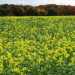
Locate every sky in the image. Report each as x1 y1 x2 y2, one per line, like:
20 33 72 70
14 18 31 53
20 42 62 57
0 0 75 6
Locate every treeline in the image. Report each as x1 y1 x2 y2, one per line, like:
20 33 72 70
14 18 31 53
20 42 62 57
0 4 75 16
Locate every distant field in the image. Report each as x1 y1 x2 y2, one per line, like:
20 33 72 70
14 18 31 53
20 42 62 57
0 16 75 75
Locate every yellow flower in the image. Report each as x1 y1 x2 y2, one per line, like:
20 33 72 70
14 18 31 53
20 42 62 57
18 53 21 57
71 57 74 63
9 58 13 64
21 67 27 71
32 52 36 56
7 52 12 58
0 64 3 74
52 56 56 60
49 65 51 67
11 68 20 73
28 69 31 72
70 48 73 52
0 38 2 43
65 53 69 58
68 62 74 66
20 72 23 75
73 52 75 56
39 73 41 75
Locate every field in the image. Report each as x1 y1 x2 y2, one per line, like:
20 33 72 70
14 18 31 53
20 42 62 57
0 16 75 75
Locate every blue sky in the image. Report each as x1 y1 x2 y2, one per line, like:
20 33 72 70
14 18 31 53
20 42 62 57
0 0 75 6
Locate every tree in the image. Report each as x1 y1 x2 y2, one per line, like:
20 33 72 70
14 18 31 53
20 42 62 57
0 12 3 16
0 3 75 16
44 11 48 16
1 4 8 8
10 5 16 10
68 6 75 15
56 6 60 16
47 7 58 16
60 5 66 15
7 10 14 16
0 8 3 16
20 4 24 9
37 8 41 15
37 8 45 16
64 6 69 15
0 8 3 13
24 6 27 10
3 8 11 16
37 5 44 9
44 4 52 9
14 7 24 16
24 7 38 16
0 5 1 7
40 8 45 16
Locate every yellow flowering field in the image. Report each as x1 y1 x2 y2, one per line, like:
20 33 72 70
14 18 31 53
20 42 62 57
0 16 75 75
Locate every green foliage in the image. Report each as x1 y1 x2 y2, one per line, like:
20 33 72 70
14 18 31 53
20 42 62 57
0 8 3 15
24 6 27 10
24 8 38 16
14 7 23 16
3 8 11 15
65 9 69 16
10 5 16 10
1 4 8 8
0 12 3 16
47 8 58 16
